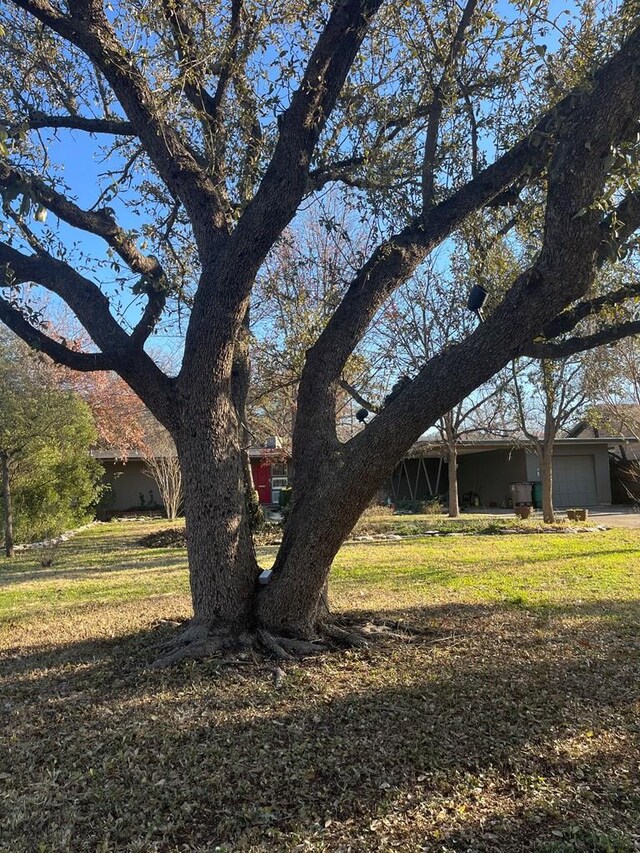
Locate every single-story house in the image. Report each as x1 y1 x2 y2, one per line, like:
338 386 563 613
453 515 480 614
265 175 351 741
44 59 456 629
93 443 289 516
95 428 636 517
386 437 628 509
567 409 640 504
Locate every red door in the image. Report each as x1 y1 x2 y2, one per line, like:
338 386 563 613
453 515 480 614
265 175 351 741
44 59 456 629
251 461 272 505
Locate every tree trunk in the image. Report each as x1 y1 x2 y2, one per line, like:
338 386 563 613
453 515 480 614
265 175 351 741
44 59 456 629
1 452 14 558
256 477 369 636
539 445 555 524
175 410 258 634
447 445 459 517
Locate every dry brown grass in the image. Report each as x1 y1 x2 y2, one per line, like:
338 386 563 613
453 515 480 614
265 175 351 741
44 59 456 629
1 521 640 852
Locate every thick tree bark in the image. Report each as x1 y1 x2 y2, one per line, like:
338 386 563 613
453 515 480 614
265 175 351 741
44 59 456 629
1 452 14 558
256 472 372 636
447 445 459 518
175 400 258 633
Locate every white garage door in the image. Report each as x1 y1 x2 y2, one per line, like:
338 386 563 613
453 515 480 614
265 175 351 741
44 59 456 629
553 455 598 506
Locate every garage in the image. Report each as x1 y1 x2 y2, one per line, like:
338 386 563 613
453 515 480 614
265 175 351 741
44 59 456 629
553 454 599 506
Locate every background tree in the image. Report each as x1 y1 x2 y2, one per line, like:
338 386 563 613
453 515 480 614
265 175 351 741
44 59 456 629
3 1 640 658
139 417 183 521
374 251 515 516
0 329 101 556
585 335 640 442
250 210 380 446
510 356 588 522
59 368 147 458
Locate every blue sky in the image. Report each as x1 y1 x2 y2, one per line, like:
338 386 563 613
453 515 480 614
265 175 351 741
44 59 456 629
15 0 602 370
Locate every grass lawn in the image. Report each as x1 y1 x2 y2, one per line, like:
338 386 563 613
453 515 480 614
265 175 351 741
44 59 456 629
1 520 640 852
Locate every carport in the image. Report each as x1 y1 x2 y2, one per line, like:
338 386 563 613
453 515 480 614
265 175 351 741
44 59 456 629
388 437 614 508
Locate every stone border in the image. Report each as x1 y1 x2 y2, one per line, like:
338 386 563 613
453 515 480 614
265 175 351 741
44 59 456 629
12 521 103 553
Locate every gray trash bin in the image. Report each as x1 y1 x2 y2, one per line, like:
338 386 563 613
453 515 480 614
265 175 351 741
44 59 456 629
509 481 533 507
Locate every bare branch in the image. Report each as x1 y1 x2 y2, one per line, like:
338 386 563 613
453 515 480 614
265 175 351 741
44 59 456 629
461 87 480 178
338 379 379 413
421 0 479 210
1 112 134 135
0 293 114 370
524 321 640 359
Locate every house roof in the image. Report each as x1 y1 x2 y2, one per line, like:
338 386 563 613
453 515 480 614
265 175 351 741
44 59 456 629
406 435 636 458
92 445 287 462
567 404 640 439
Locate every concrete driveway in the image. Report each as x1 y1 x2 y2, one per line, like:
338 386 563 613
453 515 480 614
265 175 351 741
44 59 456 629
463 505 640 528
580 506 640 528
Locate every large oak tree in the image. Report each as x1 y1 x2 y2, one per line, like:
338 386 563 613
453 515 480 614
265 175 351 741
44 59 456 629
3 0 640 659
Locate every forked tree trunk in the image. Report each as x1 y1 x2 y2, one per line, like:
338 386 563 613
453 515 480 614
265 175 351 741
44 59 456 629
447 445 459 518
1 452 14 559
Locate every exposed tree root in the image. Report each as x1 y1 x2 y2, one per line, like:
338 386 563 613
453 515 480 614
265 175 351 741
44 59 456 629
322 623 370 648
256 629 294 661
150 614 426 668
276 636 328 654
151 632 228 668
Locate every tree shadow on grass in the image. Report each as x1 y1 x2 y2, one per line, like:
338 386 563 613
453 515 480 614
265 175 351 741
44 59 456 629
1 600 640 851
0 555 189 587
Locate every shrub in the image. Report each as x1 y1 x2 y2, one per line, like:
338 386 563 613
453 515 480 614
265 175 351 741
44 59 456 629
394 497 444 515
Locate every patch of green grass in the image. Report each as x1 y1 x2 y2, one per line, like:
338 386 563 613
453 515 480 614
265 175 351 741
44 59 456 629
1 521 640 851
0 521 189 623
2 523 639 624
353 511 572 537
332 531 640 612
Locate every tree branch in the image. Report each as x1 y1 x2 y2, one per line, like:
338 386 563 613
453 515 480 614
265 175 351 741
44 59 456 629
0 161 165 283
10 0 229 242
0 293 114 370
0 240 176 421
421 0 479 210
542 281 640 340
539 190 640 340
228 0 384 272
524 321 640 359
294 27 640 463
161 0 242 183
0 241 128 351
0 161 168 344
338 379 379 413
322 23 640 491
2 111 134 135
